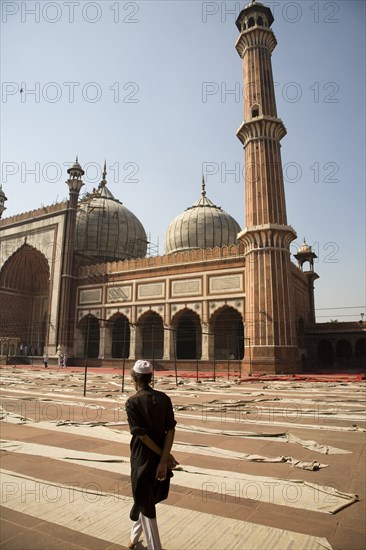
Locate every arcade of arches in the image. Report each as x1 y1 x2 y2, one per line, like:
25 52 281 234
76 306 245 362
316 338 366 368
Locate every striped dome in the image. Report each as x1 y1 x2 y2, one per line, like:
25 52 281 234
76 166 147 262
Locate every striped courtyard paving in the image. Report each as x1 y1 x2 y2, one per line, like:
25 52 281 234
0 366 365 549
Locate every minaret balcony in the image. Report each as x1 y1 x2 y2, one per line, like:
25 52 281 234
238 223 297 253
236 116 287 146
235 26 277 57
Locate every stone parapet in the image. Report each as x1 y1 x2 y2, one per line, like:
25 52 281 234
78 244 245 278
0 202 68 228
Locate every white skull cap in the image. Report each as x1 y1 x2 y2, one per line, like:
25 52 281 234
132 360 153 374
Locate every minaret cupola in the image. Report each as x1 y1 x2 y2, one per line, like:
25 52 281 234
66 156 85 194
236 1 274 31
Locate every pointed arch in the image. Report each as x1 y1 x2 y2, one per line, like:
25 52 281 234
355 339 366 367
317 340 334 367
336 339 352 366
110 314 130 358
0 243 50 291
78 315 100 358
0 244 50 351
172 308 202 360
138 310 164 360
210 306 244 359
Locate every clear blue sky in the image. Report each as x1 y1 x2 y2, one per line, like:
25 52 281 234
1 0 365 322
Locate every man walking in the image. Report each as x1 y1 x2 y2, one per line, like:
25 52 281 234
126 360 178 550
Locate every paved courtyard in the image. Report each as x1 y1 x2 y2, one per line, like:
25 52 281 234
0 365 365 549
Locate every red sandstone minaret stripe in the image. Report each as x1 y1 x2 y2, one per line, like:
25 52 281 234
235 2 299 373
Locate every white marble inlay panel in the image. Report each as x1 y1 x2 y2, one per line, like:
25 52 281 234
80 288 102 304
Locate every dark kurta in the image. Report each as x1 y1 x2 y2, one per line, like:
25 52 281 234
126 386 176 520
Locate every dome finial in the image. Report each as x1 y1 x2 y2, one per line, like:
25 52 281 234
298 238 312 254
99 160 107 188
201 175 206 197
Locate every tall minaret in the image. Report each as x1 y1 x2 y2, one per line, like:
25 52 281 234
235 2 299 372
57 158 84 356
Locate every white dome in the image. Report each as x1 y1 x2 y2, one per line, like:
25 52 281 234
164 179 241 254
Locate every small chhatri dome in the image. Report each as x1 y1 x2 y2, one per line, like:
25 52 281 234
164 177 241 254
67 156 85 179
75 162 147 262
298 238 312 254
236 0 274 30
294 238 317 272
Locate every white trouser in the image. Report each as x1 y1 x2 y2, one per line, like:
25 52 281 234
130 512 162 550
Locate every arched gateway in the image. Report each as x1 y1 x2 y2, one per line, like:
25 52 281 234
0 244 50 354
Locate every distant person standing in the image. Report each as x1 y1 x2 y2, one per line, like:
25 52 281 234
57 354 63 368
43 352 48 368
63 354 67 368
126 360 178 550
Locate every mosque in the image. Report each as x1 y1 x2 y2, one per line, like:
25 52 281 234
1 1 365 373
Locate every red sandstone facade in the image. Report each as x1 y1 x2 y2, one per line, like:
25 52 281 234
3 2 363 373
